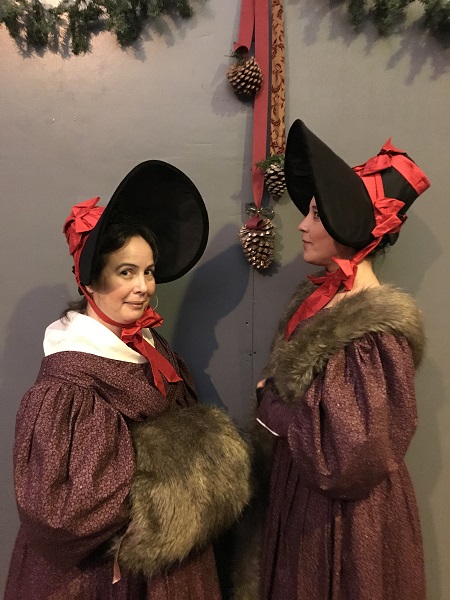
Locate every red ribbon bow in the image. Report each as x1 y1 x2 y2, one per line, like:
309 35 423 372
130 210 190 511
120 309 182 396
284 260 357 340
82 296 182 396
63 197 105 257
370 196 406 238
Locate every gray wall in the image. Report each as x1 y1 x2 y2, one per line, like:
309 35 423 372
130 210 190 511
1 1 449 597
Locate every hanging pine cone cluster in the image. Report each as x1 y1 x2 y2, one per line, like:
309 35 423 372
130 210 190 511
239 218 275 269
264 162 286 199
227 55 263 98
256 154 287 199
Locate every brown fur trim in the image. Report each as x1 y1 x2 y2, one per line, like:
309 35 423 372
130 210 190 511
266 282 425 404
117 405 252 577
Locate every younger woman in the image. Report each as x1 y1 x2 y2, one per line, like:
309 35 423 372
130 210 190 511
242 121 430 600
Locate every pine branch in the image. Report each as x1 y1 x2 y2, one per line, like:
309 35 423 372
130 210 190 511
421 0 450 37
348 0 367 28
373 0 413 35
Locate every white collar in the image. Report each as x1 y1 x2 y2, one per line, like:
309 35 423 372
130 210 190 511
43 311 154 363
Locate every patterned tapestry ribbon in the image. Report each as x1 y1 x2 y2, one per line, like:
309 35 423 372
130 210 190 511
270 0 286 157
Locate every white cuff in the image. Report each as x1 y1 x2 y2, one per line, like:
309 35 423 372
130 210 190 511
256 418 280 437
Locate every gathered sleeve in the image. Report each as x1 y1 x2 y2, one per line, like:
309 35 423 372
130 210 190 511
256 333 418 500
13 379 134 568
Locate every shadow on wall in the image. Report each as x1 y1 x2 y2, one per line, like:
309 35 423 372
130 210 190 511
377 211 440 294
291 0 449 82
170 224 251 410
0 284 69 596
408 356 443 600
376 208 442 598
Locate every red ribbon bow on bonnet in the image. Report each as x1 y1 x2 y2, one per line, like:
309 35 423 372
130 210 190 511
63 197 181 395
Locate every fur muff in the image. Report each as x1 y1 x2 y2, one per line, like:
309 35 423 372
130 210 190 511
266 281 425 404
117 404 252 577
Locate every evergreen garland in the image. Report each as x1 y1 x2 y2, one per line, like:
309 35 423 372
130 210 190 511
0 0 194 53
347 0 450 39
1 0 448 53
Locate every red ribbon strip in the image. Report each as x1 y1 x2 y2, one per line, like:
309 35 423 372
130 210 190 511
63 198 182 396
234 0 270 217
252 0 270 210
233 0 254 53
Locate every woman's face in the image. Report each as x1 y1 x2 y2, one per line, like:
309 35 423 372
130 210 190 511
298 199 355 269
86 235 156 331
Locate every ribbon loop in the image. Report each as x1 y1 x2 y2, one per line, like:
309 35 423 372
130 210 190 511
63 197 104 256
356 139 407 177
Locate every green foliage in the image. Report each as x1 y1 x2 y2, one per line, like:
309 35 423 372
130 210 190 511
0 0 194 53
348 0 367 27
373 0 412 35
256 154 285 170
422 0 450 37
347 0 450 39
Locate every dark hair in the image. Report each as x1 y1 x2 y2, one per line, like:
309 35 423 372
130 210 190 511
366 233 394 260
61 221 158 318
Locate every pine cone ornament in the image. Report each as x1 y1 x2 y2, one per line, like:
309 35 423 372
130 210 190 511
227 56 263 98
264 163 287 199
239 218 275 269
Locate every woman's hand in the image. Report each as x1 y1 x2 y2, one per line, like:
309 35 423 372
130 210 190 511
256 378 269 406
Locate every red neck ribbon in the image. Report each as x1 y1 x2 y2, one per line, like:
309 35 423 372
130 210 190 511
285 141 413 341
63 197 182 396
234 0 270 228
82 294 182 396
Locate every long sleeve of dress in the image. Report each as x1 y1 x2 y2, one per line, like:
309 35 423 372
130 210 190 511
13 379 134 568
257 332 418 500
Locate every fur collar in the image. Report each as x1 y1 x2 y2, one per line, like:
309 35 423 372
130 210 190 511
266 280 425 405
